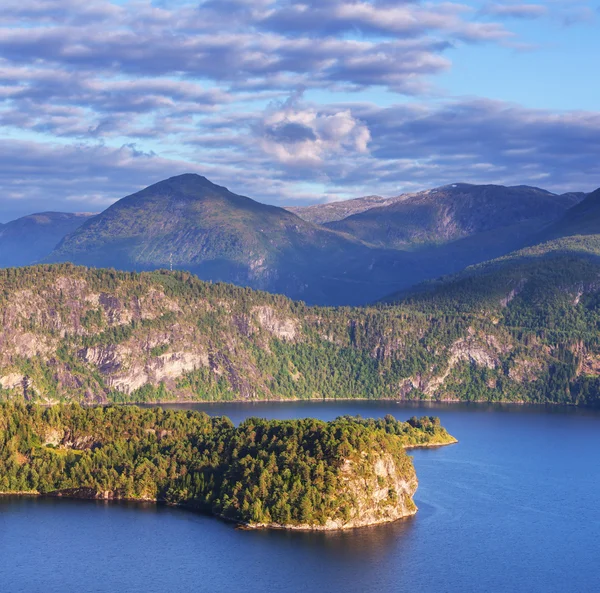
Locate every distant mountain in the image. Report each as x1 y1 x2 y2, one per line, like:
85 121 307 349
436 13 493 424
0 212 95 268
47 174 405 305
286 194 406 224
535 188 600 243
44 176 591 306
386 188 600 310
326 183 583 250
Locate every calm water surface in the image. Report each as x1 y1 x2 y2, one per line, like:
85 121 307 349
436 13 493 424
1 401 599 593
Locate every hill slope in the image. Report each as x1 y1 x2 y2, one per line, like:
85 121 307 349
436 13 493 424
1 264 600 407
326 184 582 249
46 174 402 305
536 188 600 243
0 212 95 267
286 194 405 224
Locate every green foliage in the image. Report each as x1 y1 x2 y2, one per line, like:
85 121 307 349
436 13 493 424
1 262 600 407
0 404 451 526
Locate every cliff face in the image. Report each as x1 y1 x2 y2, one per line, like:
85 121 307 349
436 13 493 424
273 451 418 530
1 264 600 406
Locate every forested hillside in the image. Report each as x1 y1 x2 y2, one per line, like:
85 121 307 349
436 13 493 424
1 264 600 406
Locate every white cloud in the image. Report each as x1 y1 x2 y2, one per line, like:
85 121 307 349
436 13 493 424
259 96 371 165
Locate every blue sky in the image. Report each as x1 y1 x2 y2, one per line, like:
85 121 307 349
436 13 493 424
1 0 599 220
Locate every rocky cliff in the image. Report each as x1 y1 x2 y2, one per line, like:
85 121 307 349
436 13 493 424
1 263 600 406
250 449 419 530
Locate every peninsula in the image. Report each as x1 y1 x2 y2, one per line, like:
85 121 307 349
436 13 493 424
0 404 456 530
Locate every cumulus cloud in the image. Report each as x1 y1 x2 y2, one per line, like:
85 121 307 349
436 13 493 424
0 142 192 216
260 1 511 41
3 97 600 221
0 61 228 138
258 93 370 165
350 99 600 193
0 0 511 95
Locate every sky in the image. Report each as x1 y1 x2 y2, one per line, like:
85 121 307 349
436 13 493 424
1 0 599 221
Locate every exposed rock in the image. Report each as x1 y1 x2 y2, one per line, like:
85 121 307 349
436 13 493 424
43 428 64 447
500 278 527 307
450 336 500 369
508 357 544 383
150 351 208 383
0 373 25 390
253 306 298 341
80 345 123 375
250 450 418 531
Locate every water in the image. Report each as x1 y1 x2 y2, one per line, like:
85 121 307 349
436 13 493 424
1 401 600 593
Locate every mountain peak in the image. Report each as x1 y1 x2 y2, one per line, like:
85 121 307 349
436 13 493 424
140 173 230 197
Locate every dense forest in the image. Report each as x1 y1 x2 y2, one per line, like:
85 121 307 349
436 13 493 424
0 404 455 528
0 262 599 406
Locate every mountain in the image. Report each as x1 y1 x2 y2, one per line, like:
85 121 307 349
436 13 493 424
1 264 600 407
325 183 583 250
46 174 405 305
385 189 600 309
45 175 588 306
286 194 406 224
0 212 95 267
536 188 600 243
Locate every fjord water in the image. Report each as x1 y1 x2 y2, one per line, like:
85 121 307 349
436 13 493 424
1 402 599 593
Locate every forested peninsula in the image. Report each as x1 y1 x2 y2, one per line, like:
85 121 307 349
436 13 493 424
0 404 456 530
1 264 599 406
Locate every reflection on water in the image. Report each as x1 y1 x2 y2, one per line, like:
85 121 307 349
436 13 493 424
241 512 417 559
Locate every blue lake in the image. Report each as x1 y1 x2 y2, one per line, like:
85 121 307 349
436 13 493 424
1 401 599 593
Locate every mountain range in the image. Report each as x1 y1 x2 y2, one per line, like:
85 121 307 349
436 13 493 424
1 175 600 406
323 184 583 248
0 173 596 306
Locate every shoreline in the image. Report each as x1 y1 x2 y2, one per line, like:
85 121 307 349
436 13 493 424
404 438 458 449
132 396 568 407
14 394 590 409
0 491 418 531
0 438 455 531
